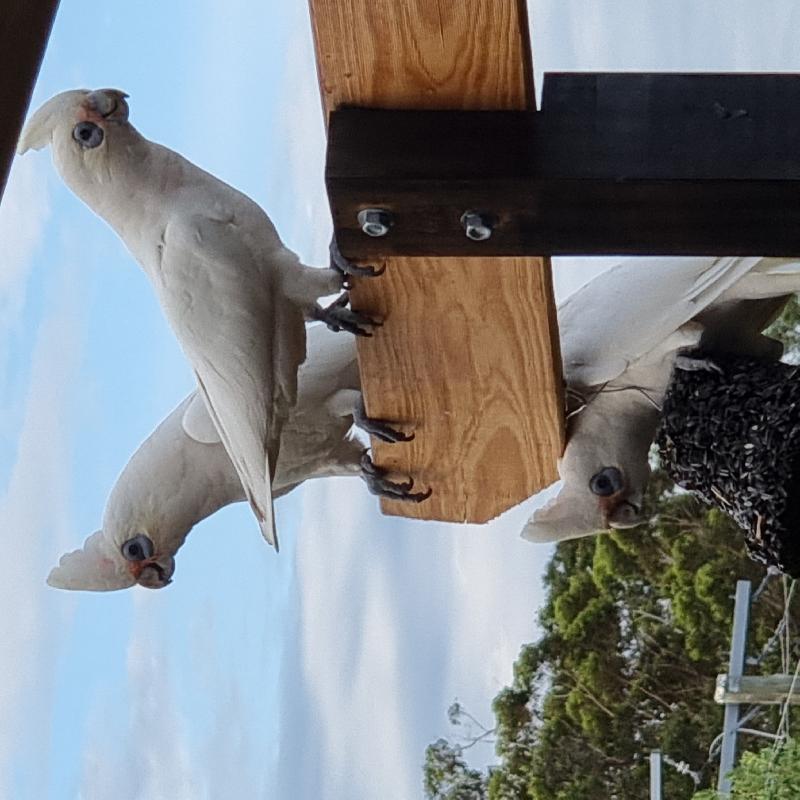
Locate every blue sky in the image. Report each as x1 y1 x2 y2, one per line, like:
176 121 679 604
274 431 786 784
3 1 800 798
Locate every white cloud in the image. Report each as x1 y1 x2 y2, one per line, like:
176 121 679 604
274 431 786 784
532 0 800 80
0 155 50 332
270 1 332 267
0 268 86 798
79 592 268 800
0 155 50 388
79 594 201 800
274 478 552 799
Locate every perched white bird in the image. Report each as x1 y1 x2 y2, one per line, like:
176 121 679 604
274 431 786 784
18 88 375 551
524 256 800 543
47 325 425 591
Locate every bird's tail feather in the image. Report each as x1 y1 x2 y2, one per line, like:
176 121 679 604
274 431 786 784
249 483 278 551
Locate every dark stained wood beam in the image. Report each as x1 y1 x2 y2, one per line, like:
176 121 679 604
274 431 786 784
328 73 800 257
0 0 60 203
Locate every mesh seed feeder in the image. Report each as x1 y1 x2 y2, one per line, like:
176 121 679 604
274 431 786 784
657 355 800 577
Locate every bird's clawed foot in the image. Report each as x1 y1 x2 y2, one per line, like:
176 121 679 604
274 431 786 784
360 451 432 503
354 398 414 443
330 238 385 289
675 354 724 375
312 292 382 337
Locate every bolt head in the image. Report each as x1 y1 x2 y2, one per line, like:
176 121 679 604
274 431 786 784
461 211 493 241
358 208 393 237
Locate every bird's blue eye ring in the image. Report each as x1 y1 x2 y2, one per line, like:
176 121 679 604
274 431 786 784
589 467 624 497
73 121 104 149
121 534 154 562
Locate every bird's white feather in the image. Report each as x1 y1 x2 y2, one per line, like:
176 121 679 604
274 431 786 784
47 530 135 591
16 90 89 154
559 256 767 388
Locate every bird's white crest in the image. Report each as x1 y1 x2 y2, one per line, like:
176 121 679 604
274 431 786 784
523 486 607 543
47 530 135 592
17 88 131 154
17 90 89 154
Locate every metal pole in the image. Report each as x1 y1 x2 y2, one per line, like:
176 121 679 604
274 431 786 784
650 750 663 800
717 580 752 795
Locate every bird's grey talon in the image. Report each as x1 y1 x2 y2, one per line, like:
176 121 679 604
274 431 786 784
360 449 377 474
359 452 432 503
348 307 382 328
354 399 414 443
368 424 415 443
329 238 385 280
346 262 386 278
329 292 349 310
313 292 380 337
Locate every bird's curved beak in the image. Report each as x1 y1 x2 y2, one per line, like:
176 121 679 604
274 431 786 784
82 90 130 123
129 555 175 588
607 498 647 530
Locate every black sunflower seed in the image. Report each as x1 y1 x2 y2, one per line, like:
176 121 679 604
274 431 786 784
656 352 800 577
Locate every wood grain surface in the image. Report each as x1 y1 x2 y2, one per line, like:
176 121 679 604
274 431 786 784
353 256 562 522
309 0 534 113
309 0 564 522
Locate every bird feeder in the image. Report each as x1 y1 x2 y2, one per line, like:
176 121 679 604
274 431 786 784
658 355 800 577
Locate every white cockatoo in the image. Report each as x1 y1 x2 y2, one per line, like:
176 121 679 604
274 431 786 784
17 88 378 551
47 325 426 591
524 255 800 544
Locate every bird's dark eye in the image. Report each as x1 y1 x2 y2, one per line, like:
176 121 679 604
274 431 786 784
121 534 154 562
72 121 104 149
589 467 624 497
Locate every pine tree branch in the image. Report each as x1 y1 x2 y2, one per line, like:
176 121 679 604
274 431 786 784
563 669 616 719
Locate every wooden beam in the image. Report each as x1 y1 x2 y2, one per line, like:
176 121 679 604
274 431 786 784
309 0 535 114
715 673 800 706
0 1 60 202
309 0 563 523
328 73 800 257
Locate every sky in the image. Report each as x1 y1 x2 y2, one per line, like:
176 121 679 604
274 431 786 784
2 1 800 798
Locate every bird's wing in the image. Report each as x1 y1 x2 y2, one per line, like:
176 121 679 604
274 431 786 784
47 530 134 591
181 391 222 444
160 213 307 551
192 368 278 548
296 323 360 399
559 256 769 387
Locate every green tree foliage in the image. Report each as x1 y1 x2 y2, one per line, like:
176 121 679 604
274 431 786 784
424 738 487 800
424 475 800 800
693 738 800 800
766 295 800 360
